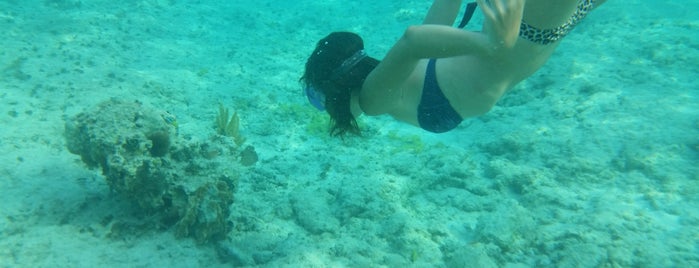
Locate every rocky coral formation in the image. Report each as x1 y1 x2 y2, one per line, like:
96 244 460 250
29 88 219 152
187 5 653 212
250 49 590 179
65 99 239 243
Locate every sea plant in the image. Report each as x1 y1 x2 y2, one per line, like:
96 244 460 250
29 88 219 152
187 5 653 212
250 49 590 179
215 103 245 146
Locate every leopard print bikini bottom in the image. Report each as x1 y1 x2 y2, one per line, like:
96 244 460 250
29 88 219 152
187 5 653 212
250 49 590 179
519 0 596 45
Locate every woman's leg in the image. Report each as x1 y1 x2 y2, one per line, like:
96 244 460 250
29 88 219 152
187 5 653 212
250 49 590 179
594 0 607 8
423 0 463 25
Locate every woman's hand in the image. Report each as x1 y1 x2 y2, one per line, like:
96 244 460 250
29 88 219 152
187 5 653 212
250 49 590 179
477 0 525 50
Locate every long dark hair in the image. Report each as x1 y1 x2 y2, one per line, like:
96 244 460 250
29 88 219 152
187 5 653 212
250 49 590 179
300 32 379 137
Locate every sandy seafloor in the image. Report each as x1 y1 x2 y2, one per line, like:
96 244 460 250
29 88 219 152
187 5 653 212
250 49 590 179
1 0 698 267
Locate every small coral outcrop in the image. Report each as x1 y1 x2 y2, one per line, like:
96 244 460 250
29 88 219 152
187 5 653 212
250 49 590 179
65 99 239 243
175 181 234 243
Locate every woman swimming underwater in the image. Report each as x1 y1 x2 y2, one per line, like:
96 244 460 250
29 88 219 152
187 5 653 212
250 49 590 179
301 0 606 136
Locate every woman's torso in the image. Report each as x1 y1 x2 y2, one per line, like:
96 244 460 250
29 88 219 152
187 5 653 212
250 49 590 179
387 0 582 126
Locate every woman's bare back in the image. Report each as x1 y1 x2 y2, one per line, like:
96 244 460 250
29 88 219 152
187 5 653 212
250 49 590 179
381 0 603 126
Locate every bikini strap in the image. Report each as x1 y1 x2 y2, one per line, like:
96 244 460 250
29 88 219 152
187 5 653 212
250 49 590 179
457 2 478 29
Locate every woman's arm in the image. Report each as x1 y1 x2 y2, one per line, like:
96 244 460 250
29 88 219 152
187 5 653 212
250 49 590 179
480 0 525 48
360 26 491 115
360 0 524 115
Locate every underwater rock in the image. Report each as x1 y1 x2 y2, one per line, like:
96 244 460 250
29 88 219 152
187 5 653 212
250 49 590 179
65 99 239 243
175 181 234 243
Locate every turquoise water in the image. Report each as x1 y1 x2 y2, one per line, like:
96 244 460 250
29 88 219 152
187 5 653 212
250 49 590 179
1 0 697 267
